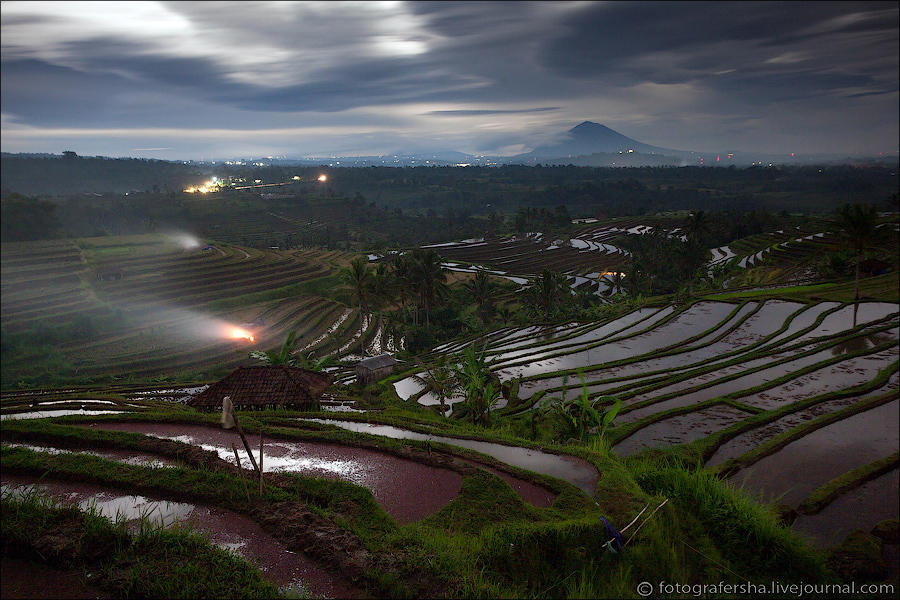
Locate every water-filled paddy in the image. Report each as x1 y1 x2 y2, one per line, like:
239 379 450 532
300 419 599 496
707 373 900 466
613 405 751 456
84 422 463 524
729 400 899 506
792 468 899 548
0 409 129 421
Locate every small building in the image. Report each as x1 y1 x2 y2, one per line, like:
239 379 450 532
355 354 399 385
96 267 125 281
189 366 331 411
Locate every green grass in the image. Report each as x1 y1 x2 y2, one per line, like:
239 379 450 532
1 489 284 599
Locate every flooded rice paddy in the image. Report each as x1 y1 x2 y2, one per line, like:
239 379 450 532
792 468 899 548
728 400 898 507
301 419 599 496
83 422 463 524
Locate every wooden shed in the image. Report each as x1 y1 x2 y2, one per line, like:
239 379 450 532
189 366 331 411
355 354 398 385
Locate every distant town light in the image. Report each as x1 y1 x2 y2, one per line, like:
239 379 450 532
318 174 327 182
292 175 301 180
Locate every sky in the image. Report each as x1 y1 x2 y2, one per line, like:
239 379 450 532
1 1 898 159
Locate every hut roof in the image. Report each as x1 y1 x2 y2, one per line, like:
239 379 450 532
190 366 331 409
356 353 398 371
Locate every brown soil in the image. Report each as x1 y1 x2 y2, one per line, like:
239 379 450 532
1 556 109 599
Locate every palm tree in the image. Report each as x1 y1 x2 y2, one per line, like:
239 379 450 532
524 269 569 319
601 270 624 296
835 203 879 307
249 330 300 366
452 344 494 425
682 210 710 245
412 355 457 416
409 249 448 327
464 270 497 322
341 257 373 315
341 257 374 340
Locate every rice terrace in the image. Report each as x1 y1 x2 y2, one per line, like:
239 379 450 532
2 2 900 598
2 156 897 598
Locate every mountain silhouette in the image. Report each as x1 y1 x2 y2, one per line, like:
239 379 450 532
518 121 687 162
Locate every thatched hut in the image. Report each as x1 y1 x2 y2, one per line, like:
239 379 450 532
190 366 331 411
355 353 398 385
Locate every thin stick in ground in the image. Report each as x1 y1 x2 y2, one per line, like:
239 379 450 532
259 430 265 495
231 406 260 476
232 443 251 502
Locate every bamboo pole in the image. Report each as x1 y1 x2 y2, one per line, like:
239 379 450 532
258 430 265 495
232 444 251 502
230 406 260 476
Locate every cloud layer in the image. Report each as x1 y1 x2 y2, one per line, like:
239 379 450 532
2 1 897 158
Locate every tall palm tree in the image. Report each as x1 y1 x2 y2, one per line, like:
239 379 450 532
524 269 568 319
412 355 457 416
464 270 497 322
341 257 373 315
836 203 879 307
452 344 493 425
341 257 374 340
409 249 448 327
391 254 415 324
683 210 710 245
601 270 624 296
249 330 300 366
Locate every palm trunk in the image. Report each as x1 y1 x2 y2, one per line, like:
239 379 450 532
854 249 860 327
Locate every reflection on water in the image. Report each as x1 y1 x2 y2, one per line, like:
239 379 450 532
162 434 365 480
0 409 124 421
81 493 195 527
301 418 599 495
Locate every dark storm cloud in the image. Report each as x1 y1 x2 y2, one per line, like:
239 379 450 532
1 1 897 157
539 2 898 91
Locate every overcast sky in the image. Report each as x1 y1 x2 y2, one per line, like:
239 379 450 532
2 1 898 159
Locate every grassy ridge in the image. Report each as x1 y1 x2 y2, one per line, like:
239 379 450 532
1 491 283 599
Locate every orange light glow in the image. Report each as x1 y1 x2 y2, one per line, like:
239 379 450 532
317 174 327 182
230 327 255 343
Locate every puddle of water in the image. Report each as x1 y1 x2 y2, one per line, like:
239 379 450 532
620 344 868 419
30 400 119 406
613 405 751 457
521 301 809 401
792 468 899 548
301 419 599 496
729 400 899 507
683 303 758 347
